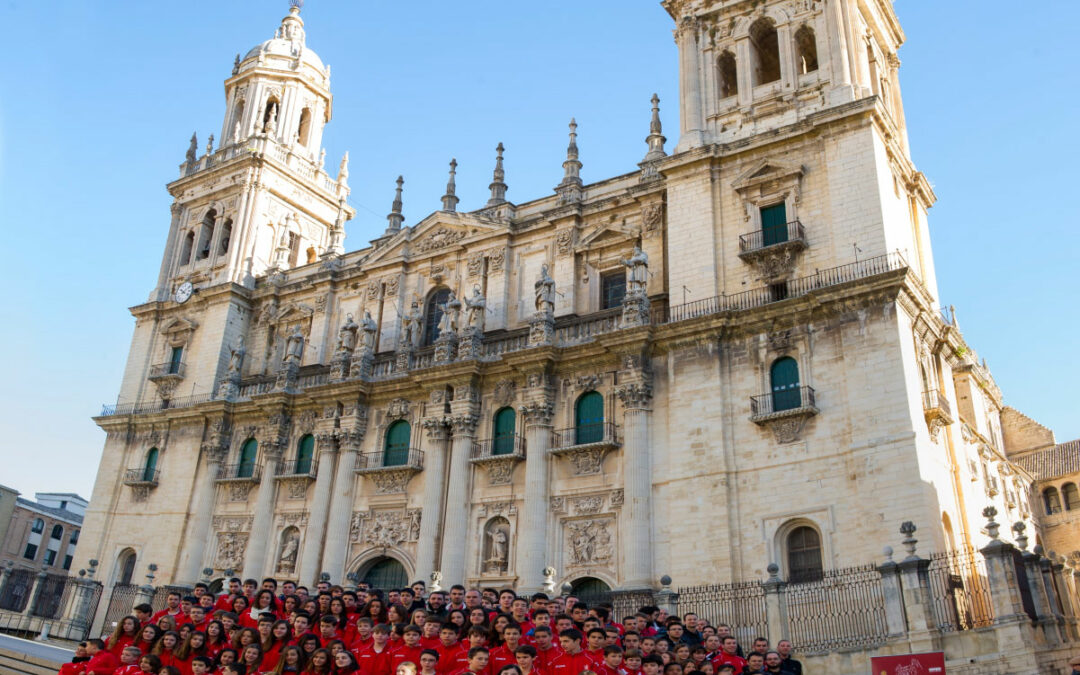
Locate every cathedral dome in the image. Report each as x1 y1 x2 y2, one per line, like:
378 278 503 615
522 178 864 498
239 5 326 75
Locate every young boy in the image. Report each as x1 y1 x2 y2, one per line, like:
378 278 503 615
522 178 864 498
488 622 523 674
190 656 214 675
514 645 538 675
356 624 394 675
391 624 427 671
621 649 643 675
596 646 623 675
114 646 143 675
419 649 441 675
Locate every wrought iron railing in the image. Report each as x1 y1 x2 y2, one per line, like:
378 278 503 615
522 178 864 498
783 564 889 653
277 457 318 478
552 422 620 448
676 581 768 648
0 569 35 612
472 435 527 459
100 393 214 417
122 468 160 485
927 547 995 631
356 448 424 471
215 463 261 481
148 362 186 379
922 389 952 418
555 308 624 346
750 386 817 416
739 220 806 253
101 583 140 633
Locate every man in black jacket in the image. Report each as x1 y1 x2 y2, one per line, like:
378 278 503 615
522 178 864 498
775 641 801 675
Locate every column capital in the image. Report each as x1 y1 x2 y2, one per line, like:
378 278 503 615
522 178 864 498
315 432 338 452
520 401 554 427
423 417 451 441
449 413 479 436
615 382 653 410
339 429 365 452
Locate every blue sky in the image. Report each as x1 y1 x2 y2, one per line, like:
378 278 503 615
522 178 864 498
1 1 1077 499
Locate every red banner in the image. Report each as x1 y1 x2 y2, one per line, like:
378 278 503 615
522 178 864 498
870 652 945 675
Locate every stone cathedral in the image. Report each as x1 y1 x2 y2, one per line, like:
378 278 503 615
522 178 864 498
77 0 1055 610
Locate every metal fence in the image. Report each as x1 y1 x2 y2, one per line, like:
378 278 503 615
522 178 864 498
30 573 72 619
784 564 889 653
927 547 995 632
101 583 141 633
0 570 35 612
151 585 191 612
676 581 768 647
573 589 656 622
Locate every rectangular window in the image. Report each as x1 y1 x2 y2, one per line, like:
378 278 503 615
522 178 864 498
601 270 626 310
23 543 37 560
43 549 56 566
288 232 301 267
63 555 73 571
169 346 184 374
760 202 788 246
70 530 79 545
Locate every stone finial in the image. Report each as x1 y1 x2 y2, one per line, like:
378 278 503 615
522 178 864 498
643 93 667 162
430 570 443 593
542 567 557 594
487 143 508 206
86 559 99 579
766 563 781 582
442 159 459 212
320 572 331 582
233 53 241 75
560 581 573 597
186 132 198 164
556 119 584 204
145 563 158 585
224 568 235 577
900 521 918 559
983 506 1000 540
326 197 347 256
882 545 895 564
386 176 405 234
660 574 673 589
1013 521 1029 551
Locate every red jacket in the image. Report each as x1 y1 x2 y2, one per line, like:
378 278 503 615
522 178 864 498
115 666 141 675
710 653 746 673
355 644 394 675
390 644 427 672
532 645 564 675
151 609 188 626
434 642 469 675
549 650 598 675
83 651 120 675
488 645 520 675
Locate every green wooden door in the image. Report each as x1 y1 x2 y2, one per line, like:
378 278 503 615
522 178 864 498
238 439 258 478
761 203 788 247
770 357 801 412
575 392 605 444
168 346 184 374
142 447 159 482
384 421 411 466
295 435 314 474
362 558 408 590
493 408 516 455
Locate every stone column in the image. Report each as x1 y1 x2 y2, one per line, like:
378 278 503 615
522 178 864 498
440 413 479 584
762 565 789 645
321 430 363 583
242 442 283 580
177 431 228 583
415 418 451 583
674 14 705 152
22 572 48 621
297 432 338 586
824 0 854 104
616 379 653 590
517 395 554 594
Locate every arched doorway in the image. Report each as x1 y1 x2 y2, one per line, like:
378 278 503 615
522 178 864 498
358 557 408 591
570 576 612 606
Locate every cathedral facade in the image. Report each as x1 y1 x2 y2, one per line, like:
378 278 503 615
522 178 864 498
77 0 1052 610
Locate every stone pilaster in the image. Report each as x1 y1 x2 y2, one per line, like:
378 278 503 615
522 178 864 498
296 431 338 585
322 429 363 582
241 441 283 580
673 14 705 152
876 555 908 638
517 386 554 593
615 374 653 589
177 418 230 583
415 418 451 582
440 411 478 584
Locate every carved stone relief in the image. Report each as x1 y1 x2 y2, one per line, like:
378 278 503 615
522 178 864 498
556 230 574 256
610 489 624 508
567 447 608 475
467 254 484 278
369 470 418 495
385 277 399 297
478 501 518 518
215 532 248 570
493 379 517 406
228 482 256 501
350 508 422 546
488 249 505 273
386 398 411 420
415 227 466 253
571 495 604 515
565 517 614 566
276 527 300 575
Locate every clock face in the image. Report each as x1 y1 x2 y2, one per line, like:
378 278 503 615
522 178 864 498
175 282 194 304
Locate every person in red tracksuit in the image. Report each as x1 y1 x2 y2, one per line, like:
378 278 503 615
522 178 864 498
487 623 523 675
549 629 598 675
391 625 427 672
105 616 141 659
76 639 120 675
356 624 395 675
434 624 469 675
451 647 490 675
514 645 538 675
113 646 143 675
594 646 624 675
528 627 562 675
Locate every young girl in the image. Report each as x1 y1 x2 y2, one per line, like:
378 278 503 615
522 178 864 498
135 624 163 655
239 644 263 675
204 621 228 658
262 620 292 670
107 616 142 658
138 654 162 674
296 634 321 663
233 628 261 652
270 645 304 674
300 648 332 675
242 591 279 628
152 631 181 669
332 651 360 675
174 631 208 674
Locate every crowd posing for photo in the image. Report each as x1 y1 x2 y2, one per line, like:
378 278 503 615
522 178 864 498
58 577 804 675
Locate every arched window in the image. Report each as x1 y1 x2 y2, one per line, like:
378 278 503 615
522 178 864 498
295 434 315 474
749 19 781 86
1043 486 1062 515
197 210 216 260
50 524 63 540
770 357 801 412
575 391 605 445
1063 483 1080 511
794 25 818 74
180 231 195 266
31 518 44 534
143 447 159 482
219 219 233 255
787 525 823 583
717 51 739 99
423 288 452 347
117 549 137 586
238 438 258 479
297 108 313 147
384 420 411 467
570 577 612 604
24 519 44 560
493 407 517 455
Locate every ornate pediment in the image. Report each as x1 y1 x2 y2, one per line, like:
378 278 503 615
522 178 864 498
364 212 509 265
273 302 315 327
576 221 638 252
160 317 198 346
731 158 805 193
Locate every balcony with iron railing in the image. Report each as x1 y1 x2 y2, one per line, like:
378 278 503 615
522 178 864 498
148 362 186 381
215 463 262 483
275 457 318 480
355 449 424 473
551 422 621 453
471 435 527 463
750 386 819 421
739 220 807 255
922 389 953 421
121 468 160 487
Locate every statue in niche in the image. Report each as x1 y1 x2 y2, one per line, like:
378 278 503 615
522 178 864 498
437 291 461 335
621 246 649 296
484 517 510 574
284 327 304 363
276 528 299 574
227 337 246 375
464 285 487 331
400 300 422 349
337 314 358 352
535 264 555 316
359 311 378 352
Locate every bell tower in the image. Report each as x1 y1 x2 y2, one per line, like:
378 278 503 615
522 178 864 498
151 2 353 302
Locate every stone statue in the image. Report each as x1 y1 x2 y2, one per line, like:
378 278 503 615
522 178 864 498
535 263 555 315
285 327 304 363
265 103 278 135
400 300 421 349
438 291 460 335
337 314 358 352
232 121 242 144
186 133 198 164
318 148 326 171
464 285 487 330
489 528 508 563
227 337 246 375
622 245 649 296
277 530 299 574
359 311 378 352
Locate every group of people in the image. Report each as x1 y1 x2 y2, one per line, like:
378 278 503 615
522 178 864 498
58 577 803 675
